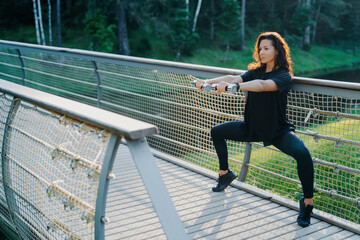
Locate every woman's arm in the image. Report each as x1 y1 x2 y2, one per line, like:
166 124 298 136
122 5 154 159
216 79 278 93
195 75 243 90
206 75 243 84
238 79 278 92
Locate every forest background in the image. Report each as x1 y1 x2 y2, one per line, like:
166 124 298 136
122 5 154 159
0 0 360 78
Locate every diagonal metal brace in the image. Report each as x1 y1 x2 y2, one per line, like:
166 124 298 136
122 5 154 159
127 138 188 240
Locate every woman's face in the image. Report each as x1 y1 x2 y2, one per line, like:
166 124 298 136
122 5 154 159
259 39 277 65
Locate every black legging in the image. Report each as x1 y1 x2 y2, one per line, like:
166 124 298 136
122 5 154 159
211 121 314 198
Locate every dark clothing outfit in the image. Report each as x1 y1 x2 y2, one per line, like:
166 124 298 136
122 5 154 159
211 67 314 198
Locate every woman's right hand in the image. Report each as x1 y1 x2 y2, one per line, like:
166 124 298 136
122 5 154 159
195 79 206 90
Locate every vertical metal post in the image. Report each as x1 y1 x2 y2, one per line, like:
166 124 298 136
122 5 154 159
94 134 121 240
1 98 23 237
127 138 188 240
92 61 102 108
238 142 252 182
16 49 25 86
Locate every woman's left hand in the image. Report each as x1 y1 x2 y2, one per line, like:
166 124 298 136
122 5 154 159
216 81 228 94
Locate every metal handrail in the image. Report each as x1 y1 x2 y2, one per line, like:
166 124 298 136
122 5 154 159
0 80 188 240
1 40 360 91
0 40 359 234
0 80 158 140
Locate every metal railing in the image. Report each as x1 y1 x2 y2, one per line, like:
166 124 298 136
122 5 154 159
0 40 359 231
0 79 187 239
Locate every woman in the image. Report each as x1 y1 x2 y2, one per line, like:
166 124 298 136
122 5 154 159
195 32 314 228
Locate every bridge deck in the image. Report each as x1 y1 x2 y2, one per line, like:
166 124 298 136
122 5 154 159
105 144 360 240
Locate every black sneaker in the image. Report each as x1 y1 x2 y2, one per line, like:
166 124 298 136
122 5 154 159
297 198 313 227
212 170 237 192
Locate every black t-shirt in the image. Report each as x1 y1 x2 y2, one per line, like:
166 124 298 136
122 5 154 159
241 67 295 146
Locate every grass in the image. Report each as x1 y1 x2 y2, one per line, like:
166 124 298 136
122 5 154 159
1 26 360 77
182 45 360 77
291 46 360 76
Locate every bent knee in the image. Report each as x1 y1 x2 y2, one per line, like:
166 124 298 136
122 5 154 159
211 125 222 139
293 147 313 165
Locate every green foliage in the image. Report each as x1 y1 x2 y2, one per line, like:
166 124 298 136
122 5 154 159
130 36 152 57
2 0 360 75
217 0 241 48
266 2 282 33
315 0 349 44
291 45 360 76
169 8 190 49
0 26 37 44
169 8 199 58
288 3 313 36
182 46 252 70
183 44 360 76
218 0 241 32
84 10 116 53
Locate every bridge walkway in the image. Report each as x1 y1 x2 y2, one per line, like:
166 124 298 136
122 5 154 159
104 144 360 240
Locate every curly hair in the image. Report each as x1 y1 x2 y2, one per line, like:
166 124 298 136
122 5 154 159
248 32 294 76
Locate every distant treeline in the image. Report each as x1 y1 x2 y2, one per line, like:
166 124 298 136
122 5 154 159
1 0 359 59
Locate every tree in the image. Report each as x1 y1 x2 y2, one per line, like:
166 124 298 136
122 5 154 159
267 0 282 33
210 0 215 41
84 8 116 53
32 0 41 45
192 0 203 33
65 0 72 15
37 0 46 45
315 0 347 44
303 0 312 50
288 1 312 47
171 8 190 60
5 0 359 59
218 0 241 62
240 0 246 51
312 0 322 43
56 0 62 46
116 0 130 55
354 1 360 54
47 0 52 46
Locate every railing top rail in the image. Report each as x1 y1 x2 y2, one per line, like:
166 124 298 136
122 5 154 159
1 40 360 91
0 79 158 140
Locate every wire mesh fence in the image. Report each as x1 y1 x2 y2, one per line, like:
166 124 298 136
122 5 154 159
0 93 19 239
0 42 359 227
0 92 111 239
